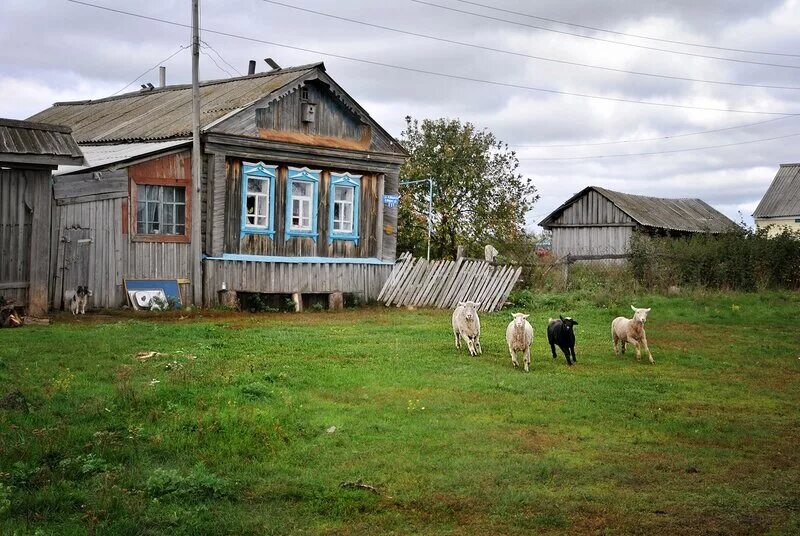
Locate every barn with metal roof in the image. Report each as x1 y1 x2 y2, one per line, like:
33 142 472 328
753 164 800 236
539 186 737 259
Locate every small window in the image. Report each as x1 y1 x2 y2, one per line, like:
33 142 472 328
285 167 321 241
136 185 186 235
300 86 309 101
241 162 277 237
328 172 361 244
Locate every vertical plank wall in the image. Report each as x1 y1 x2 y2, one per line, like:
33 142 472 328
0 169 34 305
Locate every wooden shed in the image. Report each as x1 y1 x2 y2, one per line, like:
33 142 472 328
539 186 737 259
28 62 407 309
753 164 800 236
0 118 84 315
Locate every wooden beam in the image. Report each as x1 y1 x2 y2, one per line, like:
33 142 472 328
55 191 127 206
0 282 29 290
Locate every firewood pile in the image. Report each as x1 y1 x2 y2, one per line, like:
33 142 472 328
0 296 24 328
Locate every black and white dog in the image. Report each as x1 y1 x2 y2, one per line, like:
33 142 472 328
65 286 91 315
547 316 578 366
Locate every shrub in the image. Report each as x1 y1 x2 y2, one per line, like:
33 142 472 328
629 228 800 291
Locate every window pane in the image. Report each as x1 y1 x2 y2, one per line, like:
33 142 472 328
174 187 185 203
163 187 174 203
146 184 160 201
335 185 353 202
293 181 310 197
248 177 266 194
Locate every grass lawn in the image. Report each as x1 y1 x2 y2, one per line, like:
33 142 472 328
1 291 799 535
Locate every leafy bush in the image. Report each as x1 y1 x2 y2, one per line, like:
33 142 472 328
145 465 230 500
629 228 800 291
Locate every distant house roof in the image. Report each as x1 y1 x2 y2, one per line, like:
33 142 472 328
540 186 737 233
55 139 191 176
0 118 85 167
753 164 800 218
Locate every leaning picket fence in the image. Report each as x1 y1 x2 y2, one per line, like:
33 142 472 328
378 252 522 312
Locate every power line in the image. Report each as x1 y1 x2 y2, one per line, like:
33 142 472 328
201 39 244 76
518 130 800 160
200 46 234 77
512 116 793 148
261 0 800 91
451 0 800 58
65 1 800 116
410 0 800 70
111 44 189 96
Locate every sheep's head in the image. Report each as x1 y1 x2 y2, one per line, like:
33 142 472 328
559 315 578 331
458 301 480 322
630 305 651 323
511 312 529 328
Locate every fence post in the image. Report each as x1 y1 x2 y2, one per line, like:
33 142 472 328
562 254 571 289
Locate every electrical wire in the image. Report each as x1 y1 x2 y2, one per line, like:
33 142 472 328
201 39 244 76
410 0 800 70
65 1 800 116
512 116 793 147
111 44 189 96
518 130 800 160
261 0 800 91
451 0 800 58
200 46 235 77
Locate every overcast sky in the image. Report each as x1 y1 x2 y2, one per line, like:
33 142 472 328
3 0 800 229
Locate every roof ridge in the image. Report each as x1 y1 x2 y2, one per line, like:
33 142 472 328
52 62 324 107
0 117 73 134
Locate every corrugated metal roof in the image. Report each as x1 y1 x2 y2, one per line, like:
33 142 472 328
540 186 737 233
55 139 191 176
0 118 84 165
752 164 800 218
26 64 322 144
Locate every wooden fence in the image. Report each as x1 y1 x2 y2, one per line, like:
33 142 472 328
378 252 522 312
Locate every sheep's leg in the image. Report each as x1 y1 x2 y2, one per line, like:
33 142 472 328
475 336 482 355
632 340 642 361
523 347 530 373
550 343 557 360
466 335 476 357
621 341 626 354
570 346 577 364
509 347 519 368
454 330 461 350
562 346 572 366
612 333 619 355
641 334 654 364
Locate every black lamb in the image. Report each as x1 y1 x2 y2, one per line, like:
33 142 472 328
547 316 578 366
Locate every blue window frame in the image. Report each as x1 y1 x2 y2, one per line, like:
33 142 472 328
241 162 277 239
285 167 321 241
328 172 361 245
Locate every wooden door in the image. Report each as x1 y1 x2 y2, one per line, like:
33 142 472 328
59 228 92 309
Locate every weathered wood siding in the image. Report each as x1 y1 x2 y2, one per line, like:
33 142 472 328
203 259 391 305
551 226 634 257
0 169 34 305
0 168 51 314
549 189 633 226
222 158 381 258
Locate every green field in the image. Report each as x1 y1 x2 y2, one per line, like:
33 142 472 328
1 292 799 535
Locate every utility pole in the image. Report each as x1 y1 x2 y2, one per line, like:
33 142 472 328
190 0 203 306
399 178 434 260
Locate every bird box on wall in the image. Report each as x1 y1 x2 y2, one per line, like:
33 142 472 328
301 102 316 123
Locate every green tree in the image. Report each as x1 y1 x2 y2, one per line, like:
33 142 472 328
397 116 537 259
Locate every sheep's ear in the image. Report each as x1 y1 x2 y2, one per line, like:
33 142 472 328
474 302 481 308
644 308 651 313
559 315 564 321
630 305 637 312
572 319 578 325
458 302 465 307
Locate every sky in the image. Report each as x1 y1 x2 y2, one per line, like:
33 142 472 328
3 0 800 230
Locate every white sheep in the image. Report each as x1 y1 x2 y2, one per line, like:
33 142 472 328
612 305 654 364
452 301 482 357
506 313 533 372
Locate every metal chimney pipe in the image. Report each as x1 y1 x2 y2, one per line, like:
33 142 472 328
159 66 166 88
248 60 256 75
265 58 281 71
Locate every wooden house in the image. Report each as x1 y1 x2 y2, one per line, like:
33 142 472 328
0 118 84 315
539 186 737 259
28 62 407 309
753 164 800 236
